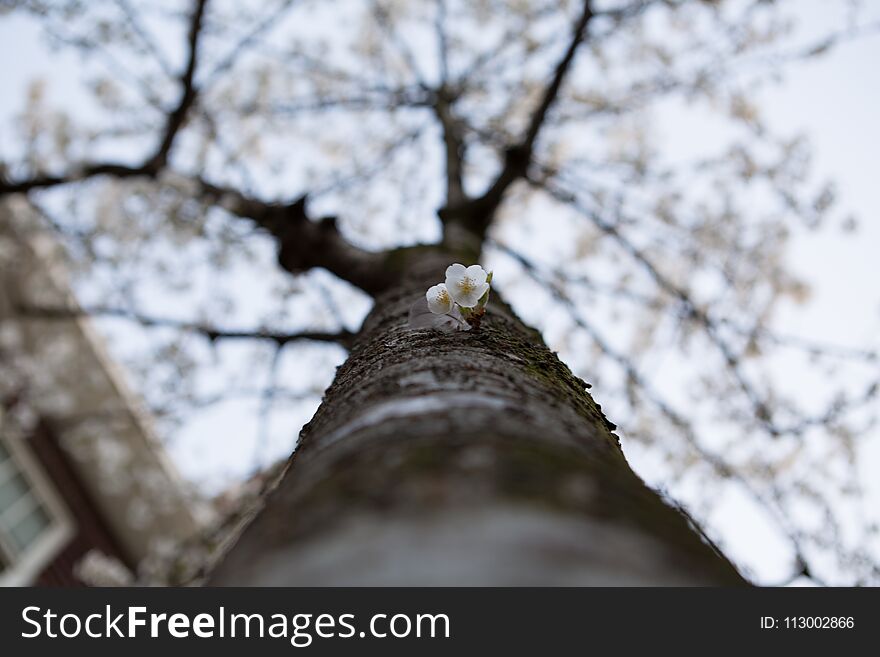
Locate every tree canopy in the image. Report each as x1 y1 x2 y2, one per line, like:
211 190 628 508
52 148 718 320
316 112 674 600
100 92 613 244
1 0 878 585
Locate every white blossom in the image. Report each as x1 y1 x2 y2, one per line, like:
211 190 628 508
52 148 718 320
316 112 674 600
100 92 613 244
445 263 490 308
73 550 134 586
426 283 453 314
409 263 491 332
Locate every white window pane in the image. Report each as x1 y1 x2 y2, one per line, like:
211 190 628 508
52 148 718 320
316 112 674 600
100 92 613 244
0 460 15 487
0 472 29 513
9 505 51 551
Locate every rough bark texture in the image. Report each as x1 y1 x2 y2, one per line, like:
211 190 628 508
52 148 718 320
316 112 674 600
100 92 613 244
209 250 746 585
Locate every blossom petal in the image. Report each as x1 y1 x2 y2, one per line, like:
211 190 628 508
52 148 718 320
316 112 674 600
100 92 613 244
465 264 488 285
426 283 453 314
445 263 467 282
445 263 491 307
454 281 490 308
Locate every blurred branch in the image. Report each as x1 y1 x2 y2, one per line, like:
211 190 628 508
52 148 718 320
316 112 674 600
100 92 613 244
156 387 317 416
16 304 356 348
431 86 467 206
307 124 428 199
149 0 208 171
764 557 830 588
529 169 786 436
493 236 879 366
193 178 396 294
258 88 431 116
202 0 300 87
434 0 450 84
253 343 284 470
369 0 427 86
115 0 174 77
438 0 594 236
493 239 840 587
530 167 880 440
0 0 209 195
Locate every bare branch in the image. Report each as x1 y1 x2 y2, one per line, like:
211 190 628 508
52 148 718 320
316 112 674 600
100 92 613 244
148 0 209 170
194 178 397 294
495 241 833 585
527 166 880 442
202 0 300 87
252 343 284 470
16 304 356 348
434 0 451 84
438 0 594 236
0 163 151 195
369 0 427 85
115 0 175 77
432 87 467 206
0 0 209 196
530 170 785 435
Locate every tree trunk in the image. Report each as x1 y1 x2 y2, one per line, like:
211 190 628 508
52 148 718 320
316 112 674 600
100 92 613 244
209 251 746 585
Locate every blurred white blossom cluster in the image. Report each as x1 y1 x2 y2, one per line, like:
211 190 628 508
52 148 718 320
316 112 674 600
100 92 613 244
73 550 134 587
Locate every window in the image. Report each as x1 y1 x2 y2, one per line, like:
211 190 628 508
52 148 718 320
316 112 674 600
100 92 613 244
0 432 72 586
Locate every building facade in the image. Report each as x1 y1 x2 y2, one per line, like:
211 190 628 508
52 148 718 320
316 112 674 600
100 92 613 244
1 199 204 586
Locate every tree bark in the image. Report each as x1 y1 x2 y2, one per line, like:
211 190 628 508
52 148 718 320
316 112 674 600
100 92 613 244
209 250 746 585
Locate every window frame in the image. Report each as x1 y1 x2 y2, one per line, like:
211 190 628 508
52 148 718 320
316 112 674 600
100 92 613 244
0 430 73 586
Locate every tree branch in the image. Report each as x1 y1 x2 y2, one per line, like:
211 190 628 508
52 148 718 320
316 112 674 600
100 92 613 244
16 304 356 349
194 177 397 295
115 0 175 77
495 241 830 585
438 0 594 237
0 0 209 196
0 163 150 195
525 166 880 442
148 0 208 170
527 170 782 432
432 86 467 206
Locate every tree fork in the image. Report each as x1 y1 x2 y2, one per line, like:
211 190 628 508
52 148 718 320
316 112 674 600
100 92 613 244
209 250 746 585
